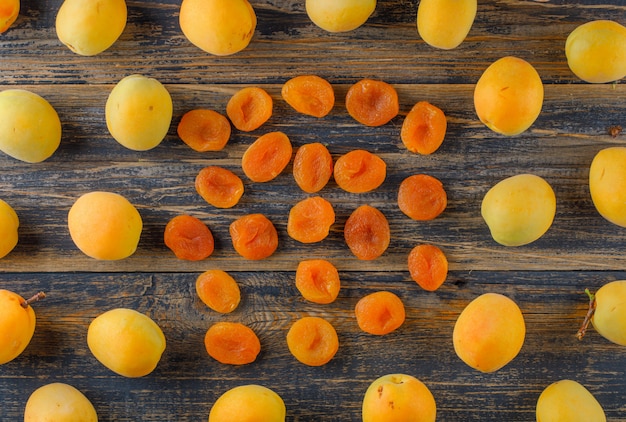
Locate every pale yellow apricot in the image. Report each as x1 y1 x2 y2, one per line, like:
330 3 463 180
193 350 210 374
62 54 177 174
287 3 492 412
0 0 19 33
24 383 98 422
306 0 376 33
0 289 36 365
592 280 626 346
417 0 476 50
68 191 142 260
536 380 606 422
362 374 436 422
0 199 18 259
209 384 286 422
589 146 626 228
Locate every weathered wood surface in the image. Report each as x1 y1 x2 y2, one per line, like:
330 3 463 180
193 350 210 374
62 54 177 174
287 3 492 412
1 0 626 421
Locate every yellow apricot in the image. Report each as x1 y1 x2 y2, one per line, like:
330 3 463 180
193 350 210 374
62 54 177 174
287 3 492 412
536 380 606 422
474 56 544 135
87 308 166 377
362 374 436 422
56 0 127 56
565 20 626 83
0 289 36 365
179 0 256 56
305 0 376 33
0 199 18 259
209 384 286 422
589 146 626 228
105 74 173 151
24 382 98 422
0 0 19 33
592 280 626 346
417 0 476 50
68 191 142 260
0 89 61 163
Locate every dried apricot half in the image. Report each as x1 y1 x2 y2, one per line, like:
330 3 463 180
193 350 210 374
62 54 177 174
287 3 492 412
177 109 231 152
344 205 390 260
164 214 214 261
401 101 447 155
204 322 261 365
345 78 399 127
287 196 335 243
355 291 406 335
229 213 278 260
226 86 273 132
241 131 293 183
334 149 386 193
196 269 241 313
295 259 341 304
286 316 339 366
195 166 244 209
408 244 448 292
281 75 335 118
397 174 447 220
293 142 334 193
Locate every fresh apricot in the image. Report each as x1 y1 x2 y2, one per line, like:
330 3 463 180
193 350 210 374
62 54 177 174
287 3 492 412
0 199 19 259
0 290 43 365
286 316 339 366
408 244 448 291
295 259 341 304
195 166 244 209
345 79 399 127
163 214 214 261
24 382 98 421
362 374 437 422
241 131 292 182
589 146 626 227
226 86 273 132
334 149 386 193
344 205 390 260
401 101 447 154
305 0 376 33
204 321 261 365
177 109 231 152
355 291 405 335
281 75 335 118
287 196 335 243
196 270 241 313
417 0 476 50
209 385 286 422
397 174 447 221
229 213 278 260
0 0 19 33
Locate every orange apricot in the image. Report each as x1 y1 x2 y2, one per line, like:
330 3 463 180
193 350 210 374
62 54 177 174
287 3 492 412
229 213 278 260
408 244 448 291
292 142 334 193
226 86 273 132
355 291 406 335
204 322 261 365
286 316 339 366
397 174 447 220
177 109 231 152
401 101 447 154
164 214 215 261
295 259 341 304
195 270 241 313
344 205 390 260
345 78 399 127
281 75 335 118
241 131 293 183
287 196 335 244
334 149 386 193
195 166 244 209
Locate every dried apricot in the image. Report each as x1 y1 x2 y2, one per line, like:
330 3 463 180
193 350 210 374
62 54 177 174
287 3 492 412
293 143 334 193
287 196 335 243
195 166 244 209
204 322 261 365
408 244 448 292
334 149 386 193
286 316 339 366
177 109 231 152
229 213 278 260
196 270 241 313
295 259 341 304
281 75 335 118
397 174 447 220
226 86 273 132
164 215 214 261
355 291 405 335
344 205 390 260
345 78 399 127
241 131 293 183
401 101 447 155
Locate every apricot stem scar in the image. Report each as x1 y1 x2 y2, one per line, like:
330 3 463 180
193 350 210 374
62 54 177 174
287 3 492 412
21 291 46 308
576 288 596 341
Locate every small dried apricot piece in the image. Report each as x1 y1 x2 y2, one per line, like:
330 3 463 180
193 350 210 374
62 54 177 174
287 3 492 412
195 166 244 209
344 205 390 260
164 215 214 261
293 143 334 193
286 316 339 366
204 322 261 365
397 174 447 220
196 270 241 313
229 213 278 260
241 131 293 182
295 259 341 304
401 101 447 155
345 78 399 127
334 149 386 193
287 196 335 244
281 75 335 118
408 244 448 292
355 291 405 335
226 86 273 132
177 109 231 152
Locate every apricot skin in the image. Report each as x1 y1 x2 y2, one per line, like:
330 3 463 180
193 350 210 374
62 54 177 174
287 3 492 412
362 374 436 422
417 0 476 50
24 383 98 422
592 280 626 346
0 289 36 365
209 384 286 422
589 147 626 228
305 0 376 33
536 380 606 422
0 199 18 259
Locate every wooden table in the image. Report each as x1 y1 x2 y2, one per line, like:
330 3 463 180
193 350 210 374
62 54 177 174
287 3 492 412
1 0 625 420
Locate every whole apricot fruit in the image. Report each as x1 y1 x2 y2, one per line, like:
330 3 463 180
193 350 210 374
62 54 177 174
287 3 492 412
591 280 626 346
0 0 19 33
0 290 41 365
209 384 286 422
68 191 143 260
417 0 476 50
536 379 606 422
589 146 626 228
0 198 19 259
305 0 376 33
87 308 166 377
24 382 98 422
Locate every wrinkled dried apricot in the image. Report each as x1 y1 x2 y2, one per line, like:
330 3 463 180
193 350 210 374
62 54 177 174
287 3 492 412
177 109 231 152
226 86 273 132
295 259 341 304
401 101 447 155
345 78 399 127
229 213 278 260
334 149 386 193
355 291 406 335
408 244 448 292
397 174 447 221
281 75 335 118
293 143 334 193
287 196 335 244
344 205 390 260
204 322 261 365
286 316 339 366
164 215 214 261
241 131 293 182
195 166 244 209
196 269 241 313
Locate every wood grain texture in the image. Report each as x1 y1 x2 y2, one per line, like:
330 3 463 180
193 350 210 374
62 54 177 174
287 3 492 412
1 0 626 421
